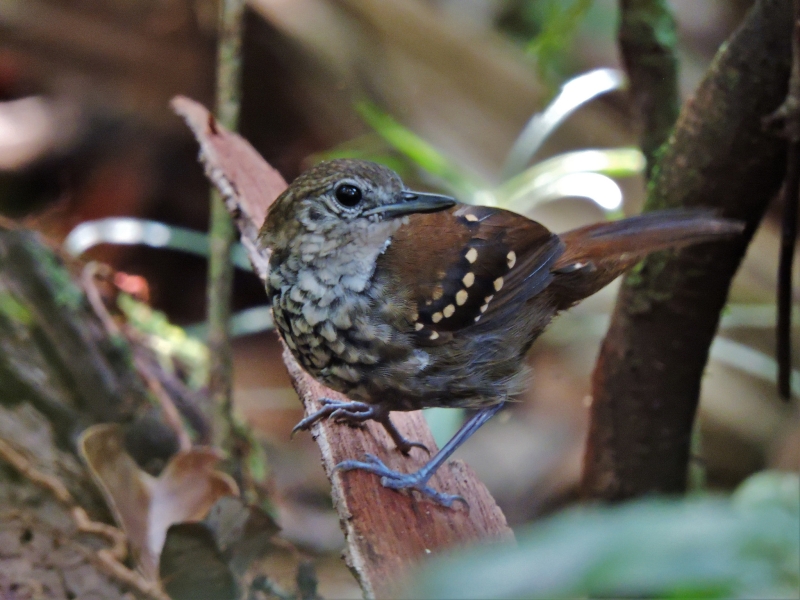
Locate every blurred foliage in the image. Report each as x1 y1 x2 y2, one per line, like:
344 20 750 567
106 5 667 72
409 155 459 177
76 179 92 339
501 68 628 178
317 75 641 213
353 102 480 197
409 471 800 599
0 291 33 326
118 293 209 389
496 146 643 212
526 0 596 86
63 218 253 272
498 0 596 88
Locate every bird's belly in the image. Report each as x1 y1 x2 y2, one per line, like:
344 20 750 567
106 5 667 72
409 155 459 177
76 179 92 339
271 284 386 398
271 283 540 410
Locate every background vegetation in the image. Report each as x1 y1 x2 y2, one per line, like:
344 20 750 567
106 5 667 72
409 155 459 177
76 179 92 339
0 0 797 598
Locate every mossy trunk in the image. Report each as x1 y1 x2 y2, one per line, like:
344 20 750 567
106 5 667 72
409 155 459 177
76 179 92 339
583 0 792 500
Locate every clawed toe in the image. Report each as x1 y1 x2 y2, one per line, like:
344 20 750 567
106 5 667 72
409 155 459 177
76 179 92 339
291 399 373 436
329 408 371 425
395 438 430 456
381 475 467 508
334 454 466 508
291 413 322 436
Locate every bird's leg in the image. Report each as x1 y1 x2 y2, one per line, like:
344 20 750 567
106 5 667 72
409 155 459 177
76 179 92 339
334 402 506 507
291 399 428 454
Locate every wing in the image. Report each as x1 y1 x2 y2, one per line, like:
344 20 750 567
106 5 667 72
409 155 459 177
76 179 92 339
377 204 563 345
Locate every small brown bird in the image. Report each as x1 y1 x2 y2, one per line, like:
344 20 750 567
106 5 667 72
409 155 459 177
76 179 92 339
260 159 742 506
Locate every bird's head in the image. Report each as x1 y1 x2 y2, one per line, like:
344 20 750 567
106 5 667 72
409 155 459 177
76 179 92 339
259 159 456 253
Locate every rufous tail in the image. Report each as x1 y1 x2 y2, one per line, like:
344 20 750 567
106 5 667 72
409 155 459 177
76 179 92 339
552 210 744 307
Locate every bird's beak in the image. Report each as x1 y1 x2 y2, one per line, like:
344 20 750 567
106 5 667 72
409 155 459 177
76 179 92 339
363 190 457 218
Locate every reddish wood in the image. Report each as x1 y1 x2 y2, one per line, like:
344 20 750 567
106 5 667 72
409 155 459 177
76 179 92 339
172 96 513 598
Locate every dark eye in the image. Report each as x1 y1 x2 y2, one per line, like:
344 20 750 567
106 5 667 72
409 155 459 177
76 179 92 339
334 183 363 207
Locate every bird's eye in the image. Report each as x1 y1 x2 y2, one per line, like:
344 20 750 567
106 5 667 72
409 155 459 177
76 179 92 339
334 183 363 207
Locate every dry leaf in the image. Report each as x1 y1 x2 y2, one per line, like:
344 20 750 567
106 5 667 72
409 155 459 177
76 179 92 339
79 424 238 581
159 522 238 600
159 496 281 597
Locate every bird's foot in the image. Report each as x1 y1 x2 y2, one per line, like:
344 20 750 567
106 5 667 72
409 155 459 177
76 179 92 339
291 399 373 435
292 399 428 455
334 453 466 508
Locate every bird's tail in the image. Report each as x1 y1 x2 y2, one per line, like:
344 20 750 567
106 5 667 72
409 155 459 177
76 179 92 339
552 210 744 306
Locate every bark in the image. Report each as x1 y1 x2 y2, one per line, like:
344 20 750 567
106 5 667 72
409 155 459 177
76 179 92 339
768 0 800 399
0 228 144 442
583 0 793 501
0 227 179 598
618 0 680 177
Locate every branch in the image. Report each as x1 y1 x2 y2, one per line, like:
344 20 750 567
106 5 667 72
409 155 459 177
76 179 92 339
583 0 793 501
766 0 800 399
618 0 680 176
172 96 513 599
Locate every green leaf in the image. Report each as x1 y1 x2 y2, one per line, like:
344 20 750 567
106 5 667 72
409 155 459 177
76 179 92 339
526 0 596 85
409 473 800 599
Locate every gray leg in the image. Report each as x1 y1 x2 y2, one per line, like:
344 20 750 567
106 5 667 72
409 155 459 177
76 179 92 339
335 402 505 507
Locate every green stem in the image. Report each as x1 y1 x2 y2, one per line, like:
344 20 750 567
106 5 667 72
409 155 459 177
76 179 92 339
207 0 244 454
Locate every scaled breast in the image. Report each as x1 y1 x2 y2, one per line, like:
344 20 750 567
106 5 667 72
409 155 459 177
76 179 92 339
267 224 397 394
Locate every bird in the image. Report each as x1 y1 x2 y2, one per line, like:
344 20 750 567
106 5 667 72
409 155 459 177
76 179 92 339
259 158 743 506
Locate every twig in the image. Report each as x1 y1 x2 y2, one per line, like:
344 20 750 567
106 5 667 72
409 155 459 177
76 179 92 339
618 0 680 177
172 96 513 599
0 437 169 600
778 146 799 399
583 0 794 501
206 0 244 455
81 262 121 336
82 262 194 449
134 353 193 451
